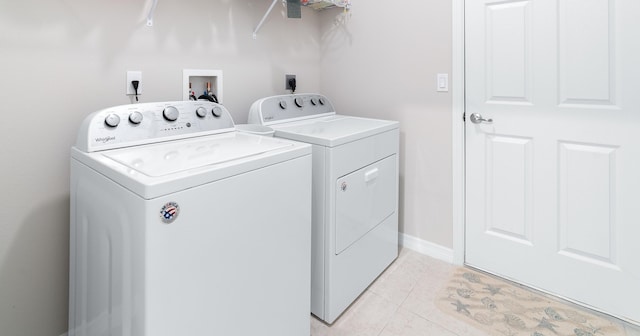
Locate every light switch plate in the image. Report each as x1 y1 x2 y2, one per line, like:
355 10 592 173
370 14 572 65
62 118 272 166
437 73 448 92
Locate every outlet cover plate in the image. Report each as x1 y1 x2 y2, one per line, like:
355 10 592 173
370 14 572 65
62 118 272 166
127 71 142 95
286 74 296 90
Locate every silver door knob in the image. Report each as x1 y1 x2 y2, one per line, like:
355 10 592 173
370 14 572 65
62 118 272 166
469 113 493 124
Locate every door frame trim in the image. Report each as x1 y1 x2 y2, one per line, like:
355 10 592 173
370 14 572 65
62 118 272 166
452 0 465 265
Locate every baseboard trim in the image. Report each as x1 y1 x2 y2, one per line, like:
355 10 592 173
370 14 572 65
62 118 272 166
399 233 455 264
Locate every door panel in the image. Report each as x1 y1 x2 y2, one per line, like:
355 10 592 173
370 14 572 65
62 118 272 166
485 134 533 245
558 142 618 266
485 1 532 103
465 0 640 323
559 0 615 105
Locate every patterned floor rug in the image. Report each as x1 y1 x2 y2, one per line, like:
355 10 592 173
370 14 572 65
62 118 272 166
437 268 625 336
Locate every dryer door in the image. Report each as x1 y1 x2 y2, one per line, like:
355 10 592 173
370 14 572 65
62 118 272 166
335 155 397 254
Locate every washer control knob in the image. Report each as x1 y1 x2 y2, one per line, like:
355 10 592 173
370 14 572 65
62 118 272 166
294 97 304 108
129 111 143 124
104 114 121 128
163 106 179 121
318 97 326 106
196 106 207 118
279 100 287 110
310 98 317 106
212 106 223 118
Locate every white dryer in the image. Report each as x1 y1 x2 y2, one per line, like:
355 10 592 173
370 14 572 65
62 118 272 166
69 101 312 336
248 94 399 323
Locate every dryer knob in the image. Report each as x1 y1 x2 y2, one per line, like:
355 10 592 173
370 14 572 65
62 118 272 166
318 97 326 106
212 106 223 118
163 106 179 121
310 98 317 106
129 111 143 124
279 100 288 110
196 106 207 118
104 114 121 128
294 97 304 108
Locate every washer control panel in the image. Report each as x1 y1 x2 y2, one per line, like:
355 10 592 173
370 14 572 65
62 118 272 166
75 101 235 152
248 93 335 126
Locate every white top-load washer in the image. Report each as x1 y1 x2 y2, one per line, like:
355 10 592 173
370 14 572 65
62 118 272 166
248 93 399 323
69 101 312 336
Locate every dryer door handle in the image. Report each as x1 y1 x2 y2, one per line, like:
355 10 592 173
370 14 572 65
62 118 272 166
364 168 379 183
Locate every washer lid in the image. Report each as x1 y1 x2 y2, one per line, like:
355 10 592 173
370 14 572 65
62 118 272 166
273 115 399 147
103 132 292 177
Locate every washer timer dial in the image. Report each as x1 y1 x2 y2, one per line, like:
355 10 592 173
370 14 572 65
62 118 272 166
163 106 179 121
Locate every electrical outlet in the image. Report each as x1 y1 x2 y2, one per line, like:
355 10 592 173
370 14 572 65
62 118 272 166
126 71 142 95
285 74 296 90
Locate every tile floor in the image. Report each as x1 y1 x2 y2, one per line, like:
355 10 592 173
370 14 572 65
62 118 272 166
310 248 640 336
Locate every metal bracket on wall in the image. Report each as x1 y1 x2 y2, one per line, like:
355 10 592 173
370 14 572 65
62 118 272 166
147 0 159 27
252 0 349 38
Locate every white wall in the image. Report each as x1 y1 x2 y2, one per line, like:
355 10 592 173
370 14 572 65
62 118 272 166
0 1 321 335
318 1 453 248
0 0 455 334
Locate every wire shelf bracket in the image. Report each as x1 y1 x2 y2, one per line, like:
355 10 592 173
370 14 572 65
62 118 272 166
253 0 280 39
146 0 159 27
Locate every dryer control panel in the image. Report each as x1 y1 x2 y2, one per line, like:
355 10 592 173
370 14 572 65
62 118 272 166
248 93 335 126
75 101 235 152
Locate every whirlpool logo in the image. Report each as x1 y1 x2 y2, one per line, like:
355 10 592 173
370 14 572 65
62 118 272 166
95 136 116 143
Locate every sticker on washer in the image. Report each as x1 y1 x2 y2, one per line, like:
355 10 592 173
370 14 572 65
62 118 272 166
160 202 180 224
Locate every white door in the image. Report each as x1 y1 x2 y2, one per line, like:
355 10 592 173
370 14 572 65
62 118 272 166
465 0 640 323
